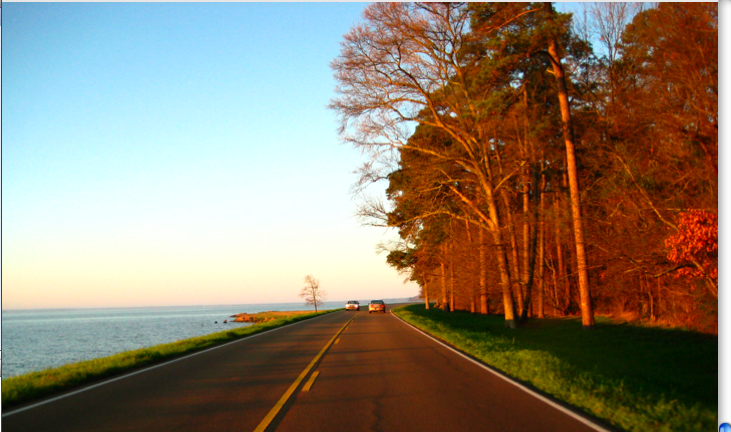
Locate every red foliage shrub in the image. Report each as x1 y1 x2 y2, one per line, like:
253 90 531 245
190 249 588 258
665 210 718 283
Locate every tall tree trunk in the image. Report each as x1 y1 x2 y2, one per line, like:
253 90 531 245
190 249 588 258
441 260 449 311
519 166 539 323
423 275 430 310
519 166 541 322
544 2 594 328
486 193 517 327
550 259 560 315
536 173 547 318
495 238 517 328
466 221 478 314
480 141 517 327
553 192 569 315
449 245 455 312
502 193 523 310
479 228 489 314
521 168 531 293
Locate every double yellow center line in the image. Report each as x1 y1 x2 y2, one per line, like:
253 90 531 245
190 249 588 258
252 314 356 432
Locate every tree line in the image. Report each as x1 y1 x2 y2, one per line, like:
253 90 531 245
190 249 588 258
330 3 718 332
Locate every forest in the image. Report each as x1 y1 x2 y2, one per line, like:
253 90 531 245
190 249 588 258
330 3 718 333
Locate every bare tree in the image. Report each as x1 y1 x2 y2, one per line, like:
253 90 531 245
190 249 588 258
300 275 327 312
583 2 646 64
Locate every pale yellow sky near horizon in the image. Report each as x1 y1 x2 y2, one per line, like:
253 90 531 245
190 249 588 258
1 2 419 311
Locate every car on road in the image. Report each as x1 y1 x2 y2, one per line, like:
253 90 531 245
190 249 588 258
345 301 360 311
369 300 386 313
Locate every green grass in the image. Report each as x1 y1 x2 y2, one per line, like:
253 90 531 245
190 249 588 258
393 304 716 432
2 309 341 409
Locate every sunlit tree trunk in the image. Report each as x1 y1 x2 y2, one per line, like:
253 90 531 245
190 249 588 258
484 191 517 327
553 192 570 315
479 228 488 314
441 260 449 312
501 191 523 310
519 166 540 323
449 244 455 312
536 173 547 318
544 1 595 328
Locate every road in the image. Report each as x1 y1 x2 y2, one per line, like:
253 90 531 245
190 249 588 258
2 305 611 432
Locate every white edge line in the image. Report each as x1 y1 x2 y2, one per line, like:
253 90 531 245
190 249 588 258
390 309 615 432
2 311 338 417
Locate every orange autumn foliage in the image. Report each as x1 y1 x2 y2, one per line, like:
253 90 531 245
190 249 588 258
665 210 718 283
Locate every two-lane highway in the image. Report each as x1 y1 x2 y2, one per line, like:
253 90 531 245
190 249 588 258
276 306 607 432
3 305 611 432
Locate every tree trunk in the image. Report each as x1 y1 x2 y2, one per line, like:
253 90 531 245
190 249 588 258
479 228 489 314
502 191 523 310
479 186 517 326
522 168 531 295
550 259 560 315
423 275 430 310
553 192 569 315
486 193 517 327
536 174 547 318
544 1 594 328
449 246 455 312
495 239 517 328
441 260 449 311
519 166 539 323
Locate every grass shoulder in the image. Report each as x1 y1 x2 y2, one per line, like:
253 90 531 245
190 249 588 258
2 308 342 410
392 304 716 432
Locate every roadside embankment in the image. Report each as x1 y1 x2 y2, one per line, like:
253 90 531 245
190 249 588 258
2 309 341 410
230 310 315 323
392 304 716 432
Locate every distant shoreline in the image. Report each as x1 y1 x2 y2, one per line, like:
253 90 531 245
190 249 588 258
2 298 419 313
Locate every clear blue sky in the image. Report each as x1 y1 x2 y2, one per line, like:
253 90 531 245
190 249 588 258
2 2 420 309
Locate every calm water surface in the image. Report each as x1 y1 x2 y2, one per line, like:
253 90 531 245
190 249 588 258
1 302 344 379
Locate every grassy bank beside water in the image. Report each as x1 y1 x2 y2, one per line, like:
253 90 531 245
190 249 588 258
2 309 340 409
393 304 716 432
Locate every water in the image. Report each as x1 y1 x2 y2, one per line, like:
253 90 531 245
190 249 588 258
1 301 345 379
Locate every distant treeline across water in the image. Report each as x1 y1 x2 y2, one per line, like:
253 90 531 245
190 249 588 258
1 301 356 379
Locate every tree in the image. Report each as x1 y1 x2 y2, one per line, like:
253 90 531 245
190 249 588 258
333 2 717 333
542 2 594 328
300 275 327 312
577 2 717 331
331 2 523 327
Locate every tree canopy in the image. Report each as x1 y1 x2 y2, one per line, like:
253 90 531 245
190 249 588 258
331 2 718 333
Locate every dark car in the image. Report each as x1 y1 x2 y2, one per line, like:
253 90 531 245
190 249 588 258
369 300 386 313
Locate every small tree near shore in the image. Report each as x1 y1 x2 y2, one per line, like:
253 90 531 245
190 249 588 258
300 275 327 312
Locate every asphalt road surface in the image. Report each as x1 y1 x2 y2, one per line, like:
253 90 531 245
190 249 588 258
3 305 612 432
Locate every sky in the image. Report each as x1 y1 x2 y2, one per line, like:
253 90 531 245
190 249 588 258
1 2 424 310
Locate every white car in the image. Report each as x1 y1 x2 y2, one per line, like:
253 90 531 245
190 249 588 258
345 301 360 311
